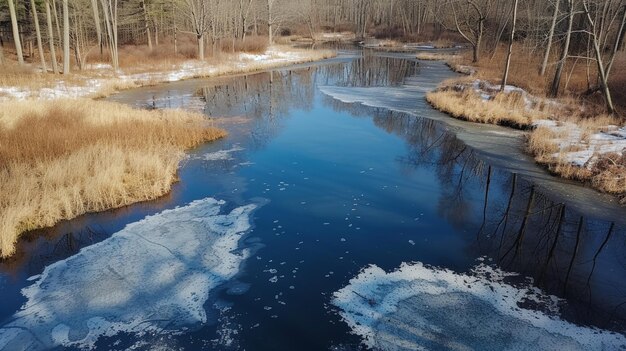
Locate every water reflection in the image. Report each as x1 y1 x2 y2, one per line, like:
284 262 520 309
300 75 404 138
1 51 625 349
329 102 626 330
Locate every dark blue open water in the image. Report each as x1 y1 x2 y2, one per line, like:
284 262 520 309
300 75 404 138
1 51 625 350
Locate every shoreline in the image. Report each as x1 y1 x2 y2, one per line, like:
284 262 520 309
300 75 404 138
318 55 626 223
0 46 336 101
426 64 626 204
0 46 336 259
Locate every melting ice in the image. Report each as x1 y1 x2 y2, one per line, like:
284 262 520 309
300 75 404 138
0 198 256 350
333 262 626 351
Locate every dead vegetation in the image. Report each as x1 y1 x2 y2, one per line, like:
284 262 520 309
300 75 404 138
427 47 626 202
0 99 226 258
426 78 551 129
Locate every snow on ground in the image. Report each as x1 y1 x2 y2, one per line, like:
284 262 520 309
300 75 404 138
0 198 256 350
533 120 626 167
464 79 626 167
0 47 321 101
333 262 626 351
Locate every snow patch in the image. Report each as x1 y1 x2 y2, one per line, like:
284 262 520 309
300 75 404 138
0 198 256 350
533 120 626 167
333 262 626 351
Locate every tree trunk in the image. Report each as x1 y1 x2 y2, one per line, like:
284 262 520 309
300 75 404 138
267 0 274 44
550 0 574 97
475 19 484 62
100 0 119 71
63 0 70 74
90 0 103 56
45 0 59 73
541 0 560 76
30 0 48 71
8 0 24 65
583 0 615 114
142 0 153 50
501 0 519 90
198 33 205 60
605 6 626 80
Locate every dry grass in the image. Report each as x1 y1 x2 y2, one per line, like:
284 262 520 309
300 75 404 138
0 99 226 258
527 114 626 202
426 81 551 129
1 45 335 100
527 125 626 201
415 52 460 61
458 44 626 113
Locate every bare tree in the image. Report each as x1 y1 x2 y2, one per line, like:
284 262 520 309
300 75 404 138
30 0 48 71
63 0 71 74
91 0 104 55
540 0 561 76
501 0 518 90
179 0 210 60
448 0 491 62
101 0 120 70
581 0 620 113
44 0 59 73
550 0 575 97
7 0 24 64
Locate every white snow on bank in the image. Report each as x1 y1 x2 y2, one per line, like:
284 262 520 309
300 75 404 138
462 78 626 167
333 262 626 351
0 47 322 101
533 120 626 167
0 198 256 350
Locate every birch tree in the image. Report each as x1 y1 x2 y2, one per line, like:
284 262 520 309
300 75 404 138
540 0 560 76
7 0 24 64
44 0 59 73
501 0 518 90
63 0 70 74
550 0 574 97
30 0 48 71
180 0 210 60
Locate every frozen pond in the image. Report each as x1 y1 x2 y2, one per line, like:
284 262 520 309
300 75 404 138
1 51 625 350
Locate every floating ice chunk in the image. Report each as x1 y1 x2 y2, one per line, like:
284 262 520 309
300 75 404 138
200 146 244 161
0 198 256 350
333 262 626 351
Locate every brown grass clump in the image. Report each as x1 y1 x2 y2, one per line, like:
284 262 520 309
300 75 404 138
592 153 626 201
0 99 226 258
426 83 547 129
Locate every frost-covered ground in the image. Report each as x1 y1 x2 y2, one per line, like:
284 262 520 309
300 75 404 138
333 262 626 351
0 198 256 350
0 47 331 101
468 79 626 168
533 120 626 167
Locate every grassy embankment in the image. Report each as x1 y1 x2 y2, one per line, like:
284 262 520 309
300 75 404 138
424 46 626 202
0 38 335 258
0 41 335 100
0 99 226 258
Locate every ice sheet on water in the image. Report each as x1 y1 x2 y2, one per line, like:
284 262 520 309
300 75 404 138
333 262 626 351
199 146 245 161
0 198 256 350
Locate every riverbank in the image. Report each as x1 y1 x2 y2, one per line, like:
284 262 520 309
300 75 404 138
0 46 335 258
0 46 335 100
0 99 226 258
426 63 626 204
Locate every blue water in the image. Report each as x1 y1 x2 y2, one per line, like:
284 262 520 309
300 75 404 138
1 52 625 350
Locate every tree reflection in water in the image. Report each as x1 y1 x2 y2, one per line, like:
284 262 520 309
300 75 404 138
2 54 624 335
329 99 626 330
